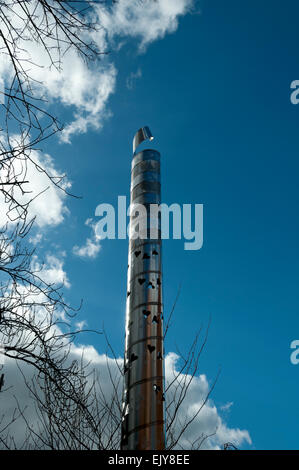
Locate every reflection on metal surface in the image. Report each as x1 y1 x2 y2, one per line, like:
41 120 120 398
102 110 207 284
121 127 165 450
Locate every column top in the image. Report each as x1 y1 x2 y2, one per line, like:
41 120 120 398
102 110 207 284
133 126 154 153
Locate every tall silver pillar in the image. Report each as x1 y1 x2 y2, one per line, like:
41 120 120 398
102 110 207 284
121 127 165 450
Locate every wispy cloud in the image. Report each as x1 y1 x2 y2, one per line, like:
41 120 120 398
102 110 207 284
220 401 234 412
29 232 43 246
126 68 142 90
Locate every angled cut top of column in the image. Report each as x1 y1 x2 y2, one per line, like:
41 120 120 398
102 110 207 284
133 126 154 154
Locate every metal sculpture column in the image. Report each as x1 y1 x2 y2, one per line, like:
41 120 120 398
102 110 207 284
121 127 165 450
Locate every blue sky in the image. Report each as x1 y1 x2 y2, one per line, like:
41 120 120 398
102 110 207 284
5 0 299 449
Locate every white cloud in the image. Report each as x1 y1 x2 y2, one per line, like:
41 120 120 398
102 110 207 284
0 0 193 144
17 42 117 144
0 347 251 450
0 2 115 144
73 237 101 259
31 254 70 289
73 218 101 259
58 63 117 144
165 353 251 449
0 145 70 228
75 320 87 330
96 0 194 51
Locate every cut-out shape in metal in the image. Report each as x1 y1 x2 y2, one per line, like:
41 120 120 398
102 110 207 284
130 353 138 362
147 345 155 353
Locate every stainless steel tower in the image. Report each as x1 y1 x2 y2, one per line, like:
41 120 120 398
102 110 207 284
121 126 165 450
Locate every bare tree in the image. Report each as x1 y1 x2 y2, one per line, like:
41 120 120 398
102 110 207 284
0 303 221 450
0 0 106 221
0 0 111 364
0 0 108 446
0 217 103 449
